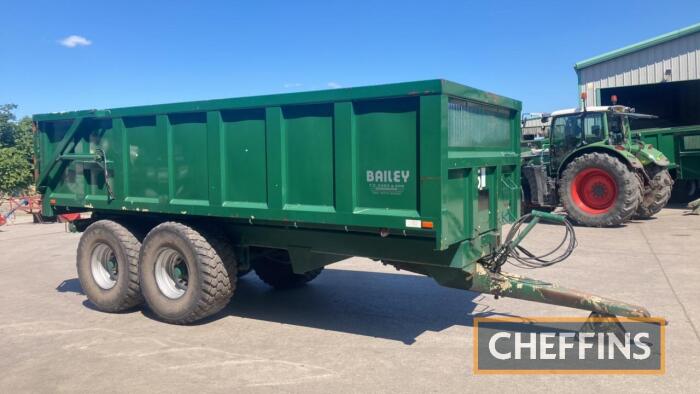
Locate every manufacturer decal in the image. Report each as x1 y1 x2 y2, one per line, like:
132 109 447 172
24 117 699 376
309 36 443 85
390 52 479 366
366 170 410 196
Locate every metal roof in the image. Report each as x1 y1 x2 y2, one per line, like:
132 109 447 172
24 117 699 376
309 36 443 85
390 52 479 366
575 22 700 70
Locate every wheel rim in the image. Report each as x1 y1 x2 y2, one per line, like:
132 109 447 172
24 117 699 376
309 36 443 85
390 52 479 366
154 247 189 299
90 243 118 290
571 168 618 214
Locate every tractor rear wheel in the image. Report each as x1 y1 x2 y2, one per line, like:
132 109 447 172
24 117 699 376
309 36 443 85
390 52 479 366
635 167 673 219
560 153 641 227
253 249 323 289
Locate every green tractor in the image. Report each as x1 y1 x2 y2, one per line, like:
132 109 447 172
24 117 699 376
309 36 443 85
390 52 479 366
522 103 673 227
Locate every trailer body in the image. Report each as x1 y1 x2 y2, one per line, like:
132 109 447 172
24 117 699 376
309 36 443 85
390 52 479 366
34 80 650 321
35 80 521 251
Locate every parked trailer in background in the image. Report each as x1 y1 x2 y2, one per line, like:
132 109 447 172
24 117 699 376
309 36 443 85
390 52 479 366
640 125 700 200
34 80 649 324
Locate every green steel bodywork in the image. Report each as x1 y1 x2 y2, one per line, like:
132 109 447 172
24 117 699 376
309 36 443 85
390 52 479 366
641 125 700 181
554 140 669 176
34 80 650 318
521 140 667 177
35 80 522 252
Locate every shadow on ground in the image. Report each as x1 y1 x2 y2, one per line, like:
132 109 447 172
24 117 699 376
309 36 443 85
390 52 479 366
56 278 84 295
223 268 489 344
58 268 499 344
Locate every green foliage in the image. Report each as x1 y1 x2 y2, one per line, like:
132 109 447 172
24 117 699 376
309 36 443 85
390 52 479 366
0 147 32 193
0 104 34 194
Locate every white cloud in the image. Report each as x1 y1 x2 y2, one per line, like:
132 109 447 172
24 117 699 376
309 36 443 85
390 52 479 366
284 82 302 88
327 82 342 88
59 35 92 48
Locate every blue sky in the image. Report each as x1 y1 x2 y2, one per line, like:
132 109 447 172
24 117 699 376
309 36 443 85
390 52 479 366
2 1 699 118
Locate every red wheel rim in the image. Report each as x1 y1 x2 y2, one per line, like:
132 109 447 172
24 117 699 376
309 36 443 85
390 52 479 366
570 168 618 214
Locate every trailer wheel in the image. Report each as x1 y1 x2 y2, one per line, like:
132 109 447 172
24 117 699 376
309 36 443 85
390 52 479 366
139 222 236 324
635 167 673 219
560 153 641 227
253 249 323 289
76 220 143 312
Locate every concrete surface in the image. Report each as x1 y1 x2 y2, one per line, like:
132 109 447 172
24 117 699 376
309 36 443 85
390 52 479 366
0 207 698 393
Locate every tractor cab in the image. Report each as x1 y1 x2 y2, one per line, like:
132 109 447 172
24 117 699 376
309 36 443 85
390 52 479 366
544 104 657 174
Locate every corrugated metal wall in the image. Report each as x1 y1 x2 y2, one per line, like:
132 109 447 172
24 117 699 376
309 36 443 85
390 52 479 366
521 117 550 136
578 30 700 106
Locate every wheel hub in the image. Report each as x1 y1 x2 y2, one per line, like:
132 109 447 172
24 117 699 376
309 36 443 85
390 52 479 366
90 243 118 290
154 247 189 299
571 168 618 214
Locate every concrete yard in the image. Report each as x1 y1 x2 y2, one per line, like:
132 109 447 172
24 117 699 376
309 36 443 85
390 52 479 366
0 207 698 393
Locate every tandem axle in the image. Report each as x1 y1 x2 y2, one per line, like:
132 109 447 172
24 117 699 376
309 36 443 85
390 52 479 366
68 209 650 324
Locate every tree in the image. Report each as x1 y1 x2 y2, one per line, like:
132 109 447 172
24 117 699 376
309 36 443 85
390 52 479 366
0 147 32 194
0 104 34 195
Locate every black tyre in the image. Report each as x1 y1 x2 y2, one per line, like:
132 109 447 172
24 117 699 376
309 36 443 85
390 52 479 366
139 222 236 324
76 220 143 312
520 181 538 215
253 249 323 289
635 167 673 219
559 153 641 227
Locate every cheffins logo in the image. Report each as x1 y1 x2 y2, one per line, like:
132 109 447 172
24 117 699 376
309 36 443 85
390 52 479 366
474 316 665 374
366 170 410 196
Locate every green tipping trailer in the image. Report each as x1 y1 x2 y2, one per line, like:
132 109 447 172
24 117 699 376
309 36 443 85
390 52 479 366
641 125 700 199
34 80 649 324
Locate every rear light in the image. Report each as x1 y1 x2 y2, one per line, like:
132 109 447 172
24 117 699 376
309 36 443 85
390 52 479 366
421 221 434 229
614 145 625 151
49 199 56 205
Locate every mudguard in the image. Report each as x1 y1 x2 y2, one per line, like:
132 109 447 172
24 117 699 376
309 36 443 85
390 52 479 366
636 143 670 167
556 144 644 177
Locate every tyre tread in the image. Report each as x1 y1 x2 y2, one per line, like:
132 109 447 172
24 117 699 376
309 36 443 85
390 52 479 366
141 222 236 324
77 220 143 312
635 167 673 218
